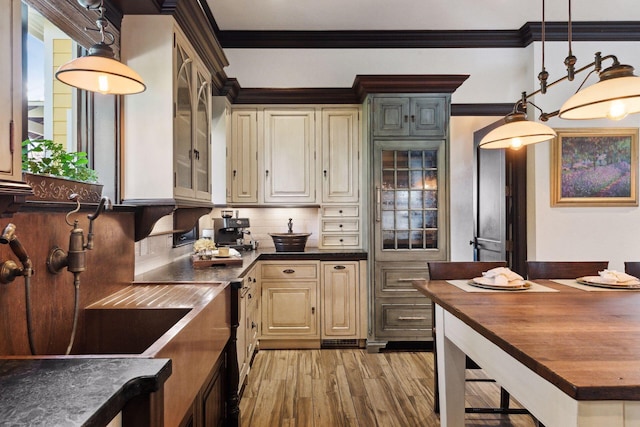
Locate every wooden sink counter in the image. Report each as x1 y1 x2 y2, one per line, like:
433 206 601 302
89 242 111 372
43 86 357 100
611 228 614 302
86 282 230 427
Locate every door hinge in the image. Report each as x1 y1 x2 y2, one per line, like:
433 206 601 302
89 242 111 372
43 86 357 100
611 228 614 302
505 186 512 197
505 240 513 251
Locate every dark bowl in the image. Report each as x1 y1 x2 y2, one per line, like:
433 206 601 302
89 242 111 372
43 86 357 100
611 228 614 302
269 233 311 252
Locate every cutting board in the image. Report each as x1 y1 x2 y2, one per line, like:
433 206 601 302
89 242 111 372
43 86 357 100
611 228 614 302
191 255 244 269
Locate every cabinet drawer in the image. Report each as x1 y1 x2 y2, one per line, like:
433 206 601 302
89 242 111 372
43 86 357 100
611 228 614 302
321 219 359 232
375 264 429 297
321 205 359 217
375 300 433 338
321 234 360 247
261 263 319 280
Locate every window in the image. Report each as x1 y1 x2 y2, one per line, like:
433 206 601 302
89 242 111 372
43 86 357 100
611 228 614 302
22 1 120 201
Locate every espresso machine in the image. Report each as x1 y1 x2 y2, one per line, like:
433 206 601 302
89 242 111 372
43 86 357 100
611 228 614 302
213 216 253 251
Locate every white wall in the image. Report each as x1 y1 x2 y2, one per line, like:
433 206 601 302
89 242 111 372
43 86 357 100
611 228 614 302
527 41 640 271
449 116 501 261
221 40 640 271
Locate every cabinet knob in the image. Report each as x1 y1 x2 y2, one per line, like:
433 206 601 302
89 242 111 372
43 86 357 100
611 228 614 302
323 170 327 178
404 115 408 123
233 170 237 178
311 307 315 314
251 322 257 329
339 224 343 228
410 115 415 123
265 170 269 178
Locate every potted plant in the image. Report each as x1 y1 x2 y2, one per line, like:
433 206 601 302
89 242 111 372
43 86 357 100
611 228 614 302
22 139 103 203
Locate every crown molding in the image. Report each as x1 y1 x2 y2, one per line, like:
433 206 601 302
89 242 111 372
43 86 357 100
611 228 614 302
223 74 470 105
215 22 640 49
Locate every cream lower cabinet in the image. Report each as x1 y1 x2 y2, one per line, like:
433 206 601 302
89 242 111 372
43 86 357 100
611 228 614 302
321 261 360 339
260 261 320 348
237 265 259 389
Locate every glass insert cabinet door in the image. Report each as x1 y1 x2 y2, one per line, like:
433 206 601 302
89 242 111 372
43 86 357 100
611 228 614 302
373 140 448 261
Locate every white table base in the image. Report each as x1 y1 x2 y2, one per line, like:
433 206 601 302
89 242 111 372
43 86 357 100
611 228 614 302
435 304 640 427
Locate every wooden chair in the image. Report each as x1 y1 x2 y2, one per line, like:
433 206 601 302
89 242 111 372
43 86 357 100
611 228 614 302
624 262 640 278
427 261 529 415
526 261 609 280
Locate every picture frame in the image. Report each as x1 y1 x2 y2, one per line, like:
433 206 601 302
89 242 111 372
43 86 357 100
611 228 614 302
551 128 639 207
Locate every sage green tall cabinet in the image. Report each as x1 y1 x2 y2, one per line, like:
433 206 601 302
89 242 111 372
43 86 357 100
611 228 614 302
366 94 450 352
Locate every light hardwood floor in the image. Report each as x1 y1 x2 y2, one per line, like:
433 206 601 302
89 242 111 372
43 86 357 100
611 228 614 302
239 349 537 427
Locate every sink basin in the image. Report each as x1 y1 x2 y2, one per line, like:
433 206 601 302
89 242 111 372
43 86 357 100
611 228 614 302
269 232 311 252
83 307 190 354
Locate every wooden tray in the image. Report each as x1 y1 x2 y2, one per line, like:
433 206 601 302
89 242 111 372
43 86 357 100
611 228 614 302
191 255 244 269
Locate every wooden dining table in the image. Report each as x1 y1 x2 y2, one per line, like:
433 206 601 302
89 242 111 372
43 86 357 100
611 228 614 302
413 278 640 427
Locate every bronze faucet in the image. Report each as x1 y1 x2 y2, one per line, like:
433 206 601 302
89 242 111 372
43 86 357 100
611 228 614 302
0 223 33 283
47 194 112 274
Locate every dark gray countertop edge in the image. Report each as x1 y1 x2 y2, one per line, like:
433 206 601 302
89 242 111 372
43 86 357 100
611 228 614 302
134 249 368 284
0 357 172 427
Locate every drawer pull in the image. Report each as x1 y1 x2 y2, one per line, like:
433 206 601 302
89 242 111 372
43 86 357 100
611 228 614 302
333 265 346 270
283 269 295 274
397 278 426 282
398 316 427 321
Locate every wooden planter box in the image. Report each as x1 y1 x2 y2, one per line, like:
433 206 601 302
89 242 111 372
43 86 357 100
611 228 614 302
23 173 103 203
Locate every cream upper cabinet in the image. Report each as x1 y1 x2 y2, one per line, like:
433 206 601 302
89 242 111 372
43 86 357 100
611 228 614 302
0 0 22 182
228 109 258 203
173 31 212 201
321 108 360 204
121 16 211 202
263 108 317 204
227 105 361 208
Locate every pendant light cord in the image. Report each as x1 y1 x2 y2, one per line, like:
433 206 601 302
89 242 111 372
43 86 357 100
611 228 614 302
564 0 577 80
538 0 549 93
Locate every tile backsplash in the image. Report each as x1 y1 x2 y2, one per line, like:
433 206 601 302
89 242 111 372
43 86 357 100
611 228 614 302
135 206 321 275
201 207 320 249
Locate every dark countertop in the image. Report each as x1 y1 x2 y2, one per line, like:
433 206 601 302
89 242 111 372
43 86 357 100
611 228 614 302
0 357 171 426
134 248 368 283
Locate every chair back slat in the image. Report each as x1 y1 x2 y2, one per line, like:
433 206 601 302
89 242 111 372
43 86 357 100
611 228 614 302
427 261 507 280
624 262 640 278
526 261 609 280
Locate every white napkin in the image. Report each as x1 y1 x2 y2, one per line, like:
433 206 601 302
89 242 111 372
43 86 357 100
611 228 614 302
598 269 639 284
481 267 524 286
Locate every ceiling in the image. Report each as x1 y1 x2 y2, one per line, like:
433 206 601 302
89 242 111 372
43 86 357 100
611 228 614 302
206 0 639 32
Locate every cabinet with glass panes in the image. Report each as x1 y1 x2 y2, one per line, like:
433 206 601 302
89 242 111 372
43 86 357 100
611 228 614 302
368 93 450 351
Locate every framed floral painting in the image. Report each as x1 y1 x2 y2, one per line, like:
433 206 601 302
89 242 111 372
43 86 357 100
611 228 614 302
551 128 639 207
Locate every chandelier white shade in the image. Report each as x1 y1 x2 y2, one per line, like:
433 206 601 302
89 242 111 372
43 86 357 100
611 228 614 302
55 49 146 95
479 113 557 150
559 65 640 120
